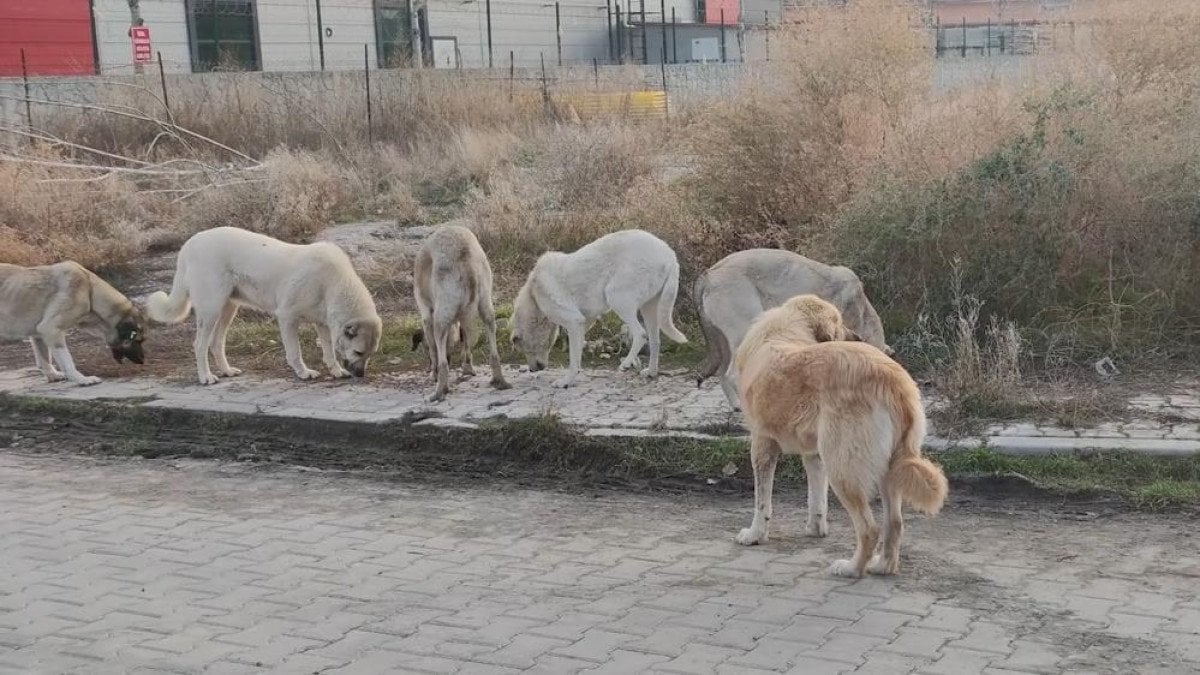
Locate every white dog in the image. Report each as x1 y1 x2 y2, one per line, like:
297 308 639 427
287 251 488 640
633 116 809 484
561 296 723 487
147 227 381 385
412 225 510 402
0 262 146 385
511 229 687 388
694 249 891 409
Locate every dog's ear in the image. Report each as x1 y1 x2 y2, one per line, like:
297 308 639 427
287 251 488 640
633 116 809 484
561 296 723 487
411 331 424 351
343 323 359 339
844 328 863 342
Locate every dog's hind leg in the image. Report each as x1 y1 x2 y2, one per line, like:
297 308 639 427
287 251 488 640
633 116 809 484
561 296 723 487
639 296 662 379
29 337 64 382
736 433 781 545
209 302 243 378
419 310 437 380
612 302 647 373
315 323 351 378
191 311 221 385
427 317 452 402
801 454 829 537
868 482 904 576
458 317 476 379
827 477 879 578
479 296 510 390
278 316 320 380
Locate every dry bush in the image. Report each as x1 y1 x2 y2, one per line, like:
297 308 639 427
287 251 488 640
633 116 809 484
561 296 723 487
690 0 930 231
533 124 661 210
0 149 172 269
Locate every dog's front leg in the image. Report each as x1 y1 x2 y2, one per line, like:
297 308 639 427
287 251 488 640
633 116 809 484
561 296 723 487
316 324 351 378
737 433 781 545
279 318 321 380
29 337 64 383
552 320 587 388
47 338 100 386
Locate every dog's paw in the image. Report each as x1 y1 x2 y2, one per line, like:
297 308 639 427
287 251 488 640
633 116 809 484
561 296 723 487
43 370 66 383
296 368 322 380
828 559 862 578
491 378 512 391
618 357 640 371
735 528 766 546
805 517 829 538
551 376 574 388
639 367 659 379
460 365 476 377
219 367 243 377
328 365 352 379
867 555 898 576
426 389 447 403
74 376 102 387
199 373 220 385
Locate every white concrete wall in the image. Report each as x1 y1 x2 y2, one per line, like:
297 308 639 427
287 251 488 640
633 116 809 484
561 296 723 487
93 0 192 74
426 0 612 69
257 0 379 72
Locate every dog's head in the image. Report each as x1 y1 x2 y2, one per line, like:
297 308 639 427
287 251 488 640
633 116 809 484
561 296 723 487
337 317 382 378
510 285 557 372
782 295 862 345
108 313 146 365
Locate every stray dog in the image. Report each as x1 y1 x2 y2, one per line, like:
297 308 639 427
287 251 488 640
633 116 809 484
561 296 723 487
694 249 891 410
735 295 947 578
510 229 687 388
0 261 145 385
412 225 510 402
147 227 381 385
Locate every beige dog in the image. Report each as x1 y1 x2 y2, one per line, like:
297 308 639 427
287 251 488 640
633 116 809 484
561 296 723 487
735 294 947 578
694 249 890 409
147 227 381 384
0 262 145 385
412 225 509 402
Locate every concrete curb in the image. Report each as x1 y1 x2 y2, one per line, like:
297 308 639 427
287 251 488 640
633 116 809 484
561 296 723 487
1 370 1198 457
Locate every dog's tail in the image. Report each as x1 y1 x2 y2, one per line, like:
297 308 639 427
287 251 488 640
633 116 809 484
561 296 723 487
658 260 688 344
693 272 727 387
883 388 948 515
145 255 192 324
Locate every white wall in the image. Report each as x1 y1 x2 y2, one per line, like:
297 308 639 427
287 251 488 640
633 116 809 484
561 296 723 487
427 0 612 68
257 0 379 72
94 0 191 74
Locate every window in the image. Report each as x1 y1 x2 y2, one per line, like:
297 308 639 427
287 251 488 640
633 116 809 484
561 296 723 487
187 0 259 72
375 0 414 68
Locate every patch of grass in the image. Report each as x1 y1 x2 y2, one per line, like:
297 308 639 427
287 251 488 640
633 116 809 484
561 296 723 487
936 447 1200 509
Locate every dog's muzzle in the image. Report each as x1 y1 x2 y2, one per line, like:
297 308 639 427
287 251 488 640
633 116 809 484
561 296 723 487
112 343 145 365
529 361 546 373
342 359 367 378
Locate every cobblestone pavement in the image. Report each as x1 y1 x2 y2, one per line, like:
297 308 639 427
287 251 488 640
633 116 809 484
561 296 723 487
2 368 1199 455
2 451 1199 674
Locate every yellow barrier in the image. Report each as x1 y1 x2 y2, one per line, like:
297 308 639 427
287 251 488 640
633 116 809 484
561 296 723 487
553 90 668 121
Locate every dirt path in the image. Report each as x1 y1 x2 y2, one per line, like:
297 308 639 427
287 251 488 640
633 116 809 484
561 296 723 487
1 446 1197 674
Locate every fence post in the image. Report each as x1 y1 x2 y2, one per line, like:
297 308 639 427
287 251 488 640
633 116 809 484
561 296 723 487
615 5 623 64
509 50 515 101
671 7 677 63
660 45 668 119
555 2 563 66
606 0 614 63
157 51 172 122
315 0 327 70
986 18 991 57
593 57 599 87
20 48 32 130
765 10 770 61
640 0 647 65
658 0 667 65
486 0 494 67
364 44 373 144
961 17 966 58
935 17 942 57
540 52 550 111
720 8 727 63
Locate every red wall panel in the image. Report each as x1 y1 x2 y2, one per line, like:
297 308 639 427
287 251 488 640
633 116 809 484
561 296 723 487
704 0 738 25
0 0 96 76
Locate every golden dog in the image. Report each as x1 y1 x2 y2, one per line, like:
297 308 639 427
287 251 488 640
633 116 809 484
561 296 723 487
734 295 947 577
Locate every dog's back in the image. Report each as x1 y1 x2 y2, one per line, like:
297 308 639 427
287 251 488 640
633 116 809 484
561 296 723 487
695 249 889 388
